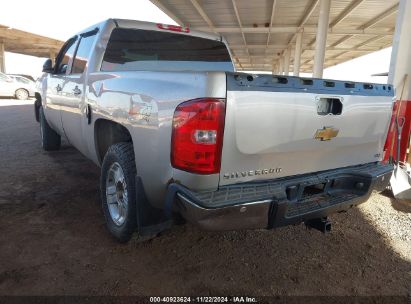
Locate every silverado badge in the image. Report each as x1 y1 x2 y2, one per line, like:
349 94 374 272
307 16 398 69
314 127 339 141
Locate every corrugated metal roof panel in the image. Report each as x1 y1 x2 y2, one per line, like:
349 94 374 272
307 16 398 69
151 0 398 72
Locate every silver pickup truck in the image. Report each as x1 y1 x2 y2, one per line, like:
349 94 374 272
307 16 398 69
35 19 394 242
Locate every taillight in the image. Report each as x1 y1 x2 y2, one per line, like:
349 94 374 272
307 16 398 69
171 98 226 174
156 23 190 33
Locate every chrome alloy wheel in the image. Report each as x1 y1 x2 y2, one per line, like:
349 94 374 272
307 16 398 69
105 162 128 226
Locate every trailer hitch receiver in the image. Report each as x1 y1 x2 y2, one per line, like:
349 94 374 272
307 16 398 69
305 217 331 233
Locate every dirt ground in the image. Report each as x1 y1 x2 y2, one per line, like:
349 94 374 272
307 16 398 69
0 101 410 296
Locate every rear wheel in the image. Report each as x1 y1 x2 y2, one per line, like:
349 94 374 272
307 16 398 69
39 107 61 151
101 142 137 243
15 89 29 100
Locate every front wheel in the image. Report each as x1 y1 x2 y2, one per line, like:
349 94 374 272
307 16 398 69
15 89 29 100
39 107 61 151
101 142 137 242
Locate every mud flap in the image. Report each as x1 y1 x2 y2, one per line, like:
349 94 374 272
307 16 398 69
135 176 172 237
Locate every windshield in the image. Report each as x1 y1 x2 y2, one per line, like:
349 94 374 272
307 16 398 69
101 28 234 72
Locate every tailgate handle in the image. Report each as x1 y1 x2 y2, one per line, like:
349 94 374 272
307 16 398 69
317 97 343 115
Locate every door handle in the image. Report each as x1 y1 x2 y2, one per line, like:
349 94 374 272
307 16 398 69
56 84 62 92
73 86 82 96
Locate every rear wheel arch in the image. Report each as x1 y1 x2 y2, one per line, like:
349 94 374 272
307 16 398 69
94 119 133 165
95 119 169 242
100 142 139 242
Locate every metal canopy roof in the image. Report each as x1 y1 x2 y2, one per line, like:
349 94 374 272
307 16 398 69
0 24 63 58
150 0 398 72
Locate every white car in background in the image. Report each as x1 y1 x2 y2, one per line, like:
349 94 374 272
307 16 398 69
0 72 35 100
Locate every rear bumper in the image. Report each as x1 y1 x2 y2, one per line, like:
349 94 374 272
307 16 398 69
168 162 392 231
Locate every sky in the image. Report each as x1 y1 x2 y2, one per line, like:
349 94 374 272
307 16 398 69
1 0 391 83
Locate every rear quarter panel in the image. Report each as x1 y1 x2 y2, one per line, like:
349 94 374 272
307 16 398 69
76 19 229 207
87 71 226 207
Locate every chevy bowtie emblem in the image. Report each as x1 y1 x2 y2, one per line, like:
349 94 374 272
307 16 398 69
314 127 339 141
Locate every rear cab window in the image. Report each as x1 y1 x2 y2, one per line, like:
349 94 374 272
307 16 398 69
101 28 233 72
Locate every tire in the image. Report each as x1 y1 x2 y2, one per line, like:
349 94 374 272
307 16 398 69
15 88 29 100
39 107 61 151
101 142 137 243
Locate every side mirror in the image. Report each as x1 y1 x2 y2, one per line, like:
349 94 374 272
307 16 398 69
42 59 54 73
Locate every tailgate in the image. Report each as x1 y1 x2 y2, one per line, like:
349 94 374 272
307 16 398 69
219 73 394 186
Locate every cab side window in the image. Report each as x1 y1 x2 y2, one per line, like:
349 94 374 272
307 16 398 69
71 33 97 74
55 38 78 75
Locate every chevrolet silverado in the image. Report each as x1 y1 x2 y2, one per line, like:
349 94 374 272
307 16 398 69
34 19 394 242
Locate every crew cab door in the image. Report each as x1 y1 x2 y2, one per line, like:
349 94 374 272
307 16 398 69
59 29 98 155
45 37 79 135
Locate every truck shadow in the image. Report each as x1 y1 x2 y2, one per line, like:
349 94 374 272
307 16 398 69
380 189 411 213
0 104 410 297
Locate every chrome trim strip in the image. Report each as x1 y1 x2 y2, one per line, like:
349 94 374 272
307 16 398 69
176 193 272 210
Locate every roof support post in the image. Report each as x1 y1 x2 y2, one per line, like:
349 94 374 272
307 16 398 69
293 31 303 76
284 48 290 75
387 0 411 164
0 42 5 73
388 0 411 98
49 51 56 65
272 63 276 75
313 0 331 78
279 56 284 75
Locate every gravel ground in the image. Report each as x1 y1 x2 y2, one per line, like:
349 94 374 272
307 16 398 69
0 100 410 296
359 190 411 262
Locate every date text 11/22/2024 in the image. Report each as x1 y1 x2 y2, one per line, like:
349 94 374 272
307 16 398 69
149 296 257 303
